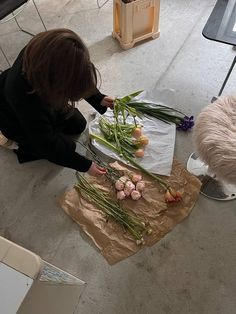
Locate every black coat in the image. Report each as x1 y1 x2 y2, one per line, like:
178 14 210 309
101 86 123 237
0 50 107 172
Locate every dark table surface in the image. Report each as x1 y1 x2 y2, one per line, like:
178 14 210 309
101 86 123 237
0 0 28 20
203 0 236 46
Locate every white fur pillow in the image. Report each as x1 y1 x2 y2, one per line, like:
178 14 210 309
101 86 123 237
193 95 236 184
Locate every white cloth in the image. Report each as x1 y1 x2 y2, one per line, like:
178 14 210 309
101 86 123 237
89 89 176 176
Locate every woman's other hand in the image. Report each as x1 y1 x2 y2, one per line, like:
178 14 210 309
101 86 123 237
87 162 106 176
101 96 114 109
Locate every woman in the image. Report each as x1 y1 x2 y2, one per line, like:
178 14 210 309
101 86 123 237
0 29 113 176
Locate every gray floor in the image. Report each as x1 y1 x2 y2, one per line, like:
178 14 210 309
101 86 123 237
1 1 236 313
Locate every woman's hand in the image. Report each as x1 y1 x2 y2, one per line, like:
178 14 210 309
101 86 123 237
87 162 106 176
101 96 114 109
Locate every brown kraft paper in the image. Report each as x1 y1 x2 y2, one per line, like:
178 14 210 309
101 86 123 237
60 159 201 265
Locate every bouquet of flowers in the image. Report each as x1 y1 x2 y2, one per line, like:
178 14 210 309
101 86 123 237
114 91 194 131
75 172 152 245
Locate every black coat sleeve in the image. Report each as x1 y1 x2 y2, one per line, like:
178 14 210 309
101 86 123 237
84 88 107 114
12 95 92 172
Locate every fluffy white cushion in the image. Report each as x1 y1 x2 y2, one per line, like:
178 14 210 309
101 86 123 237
193 95 236 184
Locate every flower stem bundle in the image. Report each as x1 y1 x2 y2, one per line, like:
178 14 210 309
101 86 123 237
99 118 144 158
75 173 150 244
114 91 194 131
90 133 182 203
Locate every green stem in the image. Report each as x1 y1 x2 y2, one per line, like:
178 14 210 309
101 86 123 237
75 175 145 240
90 133 169 190
124 155 168 189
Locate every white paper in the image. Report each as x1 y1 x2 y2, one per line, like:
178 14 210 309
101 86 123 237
89 89 176 176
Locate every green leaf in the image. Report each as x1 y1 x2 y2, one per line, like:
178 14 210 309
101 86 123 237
117 90 143 105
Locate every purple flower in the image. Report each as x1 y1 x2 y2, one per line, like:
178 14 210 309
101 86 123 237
176 116 194 131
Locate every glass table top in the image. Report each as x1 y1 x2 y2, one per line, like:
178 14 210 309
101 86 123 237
203 0 236 46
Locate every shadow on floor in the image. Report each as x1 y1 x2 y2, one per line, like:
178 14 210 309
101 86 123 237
88 35 123 64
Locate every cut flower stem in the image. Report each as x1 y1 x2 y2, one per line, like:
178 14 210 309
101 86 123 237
91 133 169 190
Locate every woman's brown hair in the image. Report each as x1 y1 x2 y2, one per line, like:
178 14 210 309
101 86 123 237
23 28 97 111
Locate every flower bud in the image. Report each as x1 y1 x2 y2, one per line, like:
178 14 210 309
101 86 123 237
130 174 142 183
115 180 125 191
131 190 142 200
136 181 145 192
132 127 142 139
135 149 145 158
125 180 135 190
165 190 176 203
139 135 149 146
116 191 126 200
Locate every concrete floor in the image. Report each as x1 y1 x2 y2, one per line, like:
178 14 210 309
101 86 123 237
1 0 236 313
